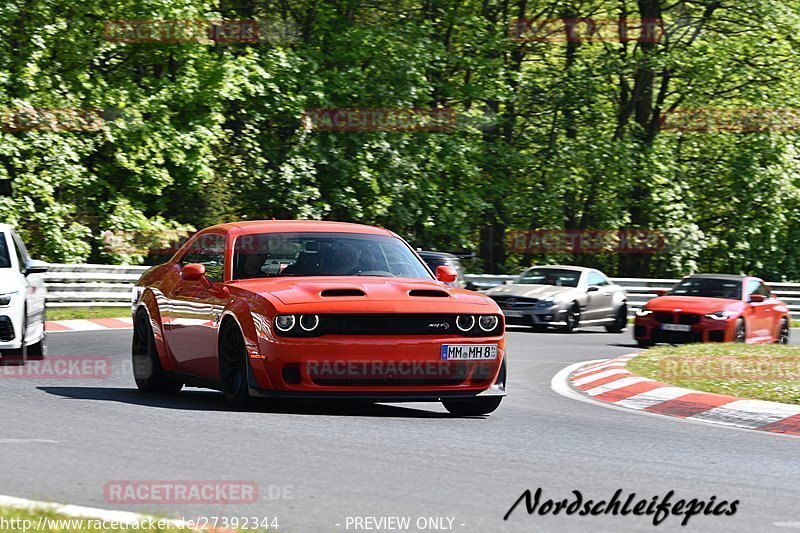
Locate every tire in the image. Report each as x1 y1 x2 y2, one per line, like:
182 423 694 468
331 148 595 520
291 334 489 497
442 396 503 416
777 318 790 344
26 307 46 360
219 323 250 407
559 304 580 333
605 305 628 333
132 310 182 393
733 319 746 343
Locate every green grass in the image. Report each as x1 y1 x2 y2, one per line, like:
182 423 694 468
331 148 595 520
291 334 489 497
0 507 185 532
627 343 800 405
46 307 130 321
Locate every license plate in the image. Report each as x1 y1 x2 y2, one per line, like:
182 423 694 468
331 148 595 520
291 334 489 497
661 323 691 332
503 310 524 318
441 344 498 361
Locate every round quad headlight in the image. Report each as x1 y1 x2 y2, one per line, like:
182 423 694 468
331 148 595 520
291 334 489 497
275 315 296 332
299 314 320 331
456 315 476 332
479 315 499 332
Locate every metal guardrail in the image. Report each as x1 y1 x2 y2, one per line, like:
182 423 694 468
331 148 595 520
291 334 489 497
42 264 800 319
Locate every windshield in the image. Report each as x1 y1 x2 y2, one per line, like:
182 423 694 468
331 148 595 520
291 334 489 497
669 278 743 300
232 232 432 280
516 268 580 288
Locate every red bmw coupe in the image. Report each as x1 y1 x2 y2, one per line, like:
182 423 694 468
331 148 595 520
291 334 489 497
131 220 506 415
633 274 790 347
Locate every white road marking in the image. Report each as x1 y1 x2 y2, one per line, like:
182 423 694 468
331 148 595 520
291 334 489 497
689 400 800 429
0 439 58 444
584 376 654 396
615 387 692 410
571 368 629 386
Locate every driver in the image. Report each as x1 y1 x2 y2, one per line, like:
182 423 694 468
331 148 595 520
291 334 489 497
323 242 361 275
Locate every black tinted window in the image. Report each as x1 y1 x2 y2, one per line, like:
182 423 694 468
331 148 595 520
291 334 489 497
670 278 742 300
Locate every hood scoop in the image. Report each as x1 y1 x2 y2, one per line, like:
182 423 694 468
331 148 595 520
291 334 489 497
320 288 366 297
408 289 449 298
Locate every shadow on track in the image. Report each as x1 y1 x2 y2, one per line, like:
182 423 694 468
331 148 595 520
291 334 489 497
37 386 463 418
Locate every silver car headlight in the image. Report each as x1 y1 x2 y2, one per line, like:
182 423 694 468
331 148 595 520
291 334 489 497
537 296 556 308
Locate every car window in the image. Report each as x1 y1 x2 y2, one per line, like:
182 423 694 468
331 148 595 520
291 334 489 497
587 272 609 287
11 232 28 272
0 234 11 268
670 278 742 300
747 280 771 298
180 233 225 282
232 232 431 280
516 268 580 288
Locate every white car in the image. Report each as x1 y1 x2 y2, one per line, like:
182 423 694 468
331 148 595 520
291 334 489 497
0 224 48 361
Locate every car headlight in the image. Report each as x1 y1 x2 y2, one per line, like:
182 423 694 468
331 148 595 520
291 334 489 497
299 314 320 332
275 315 296 332
635 307 653 317
537 296 556 308
704 310 736 321
478 315 499 332
456 315 476 332
0 290 19 307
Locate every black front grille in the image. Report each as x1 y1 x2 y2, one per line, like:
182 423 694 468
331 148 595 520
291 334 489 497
653 312 701 325
491 296 539 309
276 314 503 337
306 361 489 387
0 316 14 342
652 330 703 344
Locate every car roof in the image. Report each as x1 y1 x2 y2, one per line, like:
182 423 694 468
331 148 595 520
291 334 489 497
418 251 458 259
684 273 748 281
204 220 394 236
529 265 594 273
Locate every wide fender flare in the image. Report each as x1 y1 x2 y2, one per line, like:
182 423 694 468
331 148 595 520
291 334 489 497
136 289 177 372
220 298 274 390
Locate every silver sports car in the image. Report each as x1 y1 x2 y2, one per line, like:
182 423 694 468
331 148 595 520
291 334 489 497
485 265 628 333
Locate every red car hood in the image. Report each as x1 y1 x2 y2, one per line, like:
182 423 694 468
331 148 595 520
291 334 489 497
645 295 744 314
232 276 492 309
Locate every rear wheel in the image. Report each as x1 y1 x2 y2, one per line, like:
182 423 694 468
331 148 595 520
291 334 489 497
219 324 250 407
777 318 790 344
132 311 182 393
734 319 746 343
605 305 628 333
442 396 503 416
559 304 580 333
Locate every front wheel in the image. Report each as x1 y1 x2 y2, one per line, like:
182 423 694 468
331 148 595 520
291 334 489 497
734 319 746 343
442 396 503 416
777 318 790 344
559 304 580 333
219 324 250 407
132 311 182 393
605 305 628 333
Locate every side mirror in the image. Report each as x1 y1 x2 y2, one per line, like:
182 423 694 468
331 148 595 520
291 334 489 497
436 265 458 283
750 294 766 303
653 289 668 297
182 263 212 289
24 260 48 276
587 285 600 292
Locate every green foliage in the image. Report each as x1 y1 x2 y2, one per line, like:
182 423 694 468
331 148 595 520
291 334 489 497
0 0 799 277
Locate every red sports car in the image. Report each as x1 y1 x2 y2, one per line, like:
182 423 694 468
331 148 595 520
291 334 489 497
633 274 790 347
131 220 506 415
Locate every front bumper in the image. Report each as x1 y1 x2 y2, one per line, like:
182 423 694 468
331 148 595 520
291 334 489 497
248 335 506 399
501 307 568 326
634 317 733 344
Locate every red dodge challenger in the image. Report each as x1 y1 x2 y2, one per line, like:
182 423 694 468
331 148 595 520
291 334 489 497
634 273 790 347
131 220 506 415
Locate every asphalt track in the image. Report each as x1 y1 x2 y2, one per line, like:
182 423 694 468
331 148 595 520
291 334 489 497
3 326 800 533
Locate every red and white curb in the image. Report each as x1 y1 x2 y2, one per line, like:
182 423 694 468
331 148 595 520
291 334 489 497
556 354 800 437
46 317 133 332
